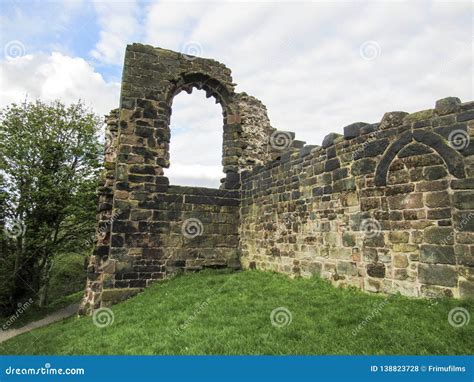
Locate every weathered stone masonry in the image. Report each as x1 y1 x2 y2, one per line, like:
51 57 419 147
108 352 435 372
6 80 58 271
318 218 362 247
240 100 474 299
80 43 474 313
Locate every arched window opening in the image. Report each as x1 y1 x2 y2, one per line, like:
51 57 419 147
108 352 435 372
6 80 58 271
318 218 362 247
165 90 225 188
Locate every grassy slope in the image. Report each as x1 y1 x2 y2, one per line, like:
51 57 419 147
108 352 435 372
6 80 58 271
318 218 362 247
0 270 472 355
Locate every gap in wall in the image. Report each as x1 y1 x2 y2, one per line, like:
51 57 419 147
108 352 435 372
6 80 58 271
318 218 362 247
165 90 225 188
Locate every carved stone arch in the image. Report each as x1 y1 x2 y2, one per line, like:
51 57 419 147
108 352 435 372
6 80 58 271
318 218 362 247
166 72 237 114
375 130 466 186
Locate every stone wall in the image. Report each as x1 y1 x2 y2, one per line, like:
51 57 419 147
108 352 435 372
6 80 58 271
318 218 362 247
240 97 474 298
80 44 273 313
80 43 473 313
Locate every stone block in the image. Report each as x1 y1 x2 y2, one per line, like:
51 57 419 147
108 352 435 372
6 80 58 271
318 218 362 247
342 232 356 247
420 245 455 264
453 191 474 210
423 226 454 245
343 122 369 139
435 97 461 115
393 254 408 268
101 288 142 305
423 166 447 181
364 139 390 157
418 264 457 287
351 158 376 176
389 231 409 243
380 111 408 130
451 179 474 189
366 263 385 278
393 268 408 280
337 261 358 276
388 193 423 210
398 143 432 158
307 262 322 276
363 247 378 262
459 280 474 298
322 132 342 148
403 109 434 124
364 233 385 248
454 211 474 231
324 158 340 172
425 192 450 208
391 243 419 252
364 277 383 292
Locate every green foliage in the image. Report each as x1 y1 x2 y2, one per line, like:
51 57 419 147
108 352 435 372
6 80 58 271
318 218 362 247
48 253 88 302
0 100 102 314
0 291 82 330
1 271 472 355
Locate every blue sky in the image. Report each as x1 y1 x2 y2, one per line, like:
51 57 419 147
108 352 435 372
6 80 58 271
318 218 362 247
0 0 472 187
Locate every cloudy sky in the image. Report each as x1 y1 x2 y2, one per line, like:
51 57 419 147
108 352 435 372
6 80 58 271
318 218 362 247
0 0 471 188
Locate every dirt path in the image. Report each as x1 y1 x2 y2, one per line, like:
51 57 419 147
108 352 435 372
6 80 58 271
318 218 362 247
0 303 79 343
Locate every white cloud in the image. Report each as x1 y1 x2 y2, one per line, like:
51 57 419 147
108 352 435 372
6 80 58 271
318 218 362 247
166 90 225 188
0 0 89 59
144 1 212 49
166 163 223 188
0 52 120 116
139 0 471 187
90 0 140 65
145 0 471 149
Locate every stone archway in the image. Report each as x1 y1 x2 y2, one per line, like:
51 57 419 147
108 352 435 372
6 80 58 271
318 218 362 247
163 72 241 189
80 45 245 313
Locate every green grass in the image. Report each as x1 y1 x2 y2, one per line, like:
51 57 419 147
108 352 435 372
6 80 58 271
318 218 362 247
1 270 472 355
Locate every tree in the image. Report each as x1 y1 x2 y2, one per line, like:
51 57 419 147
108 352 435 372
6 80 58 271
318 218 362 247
0 100 103 314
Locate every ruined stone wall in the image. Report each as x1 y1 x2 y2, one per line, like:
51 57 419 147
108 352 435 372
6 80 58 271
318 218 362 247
240 97 474 298
236 93 275 169
81 44 474 313
81 44 274 312
80 110 119 313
